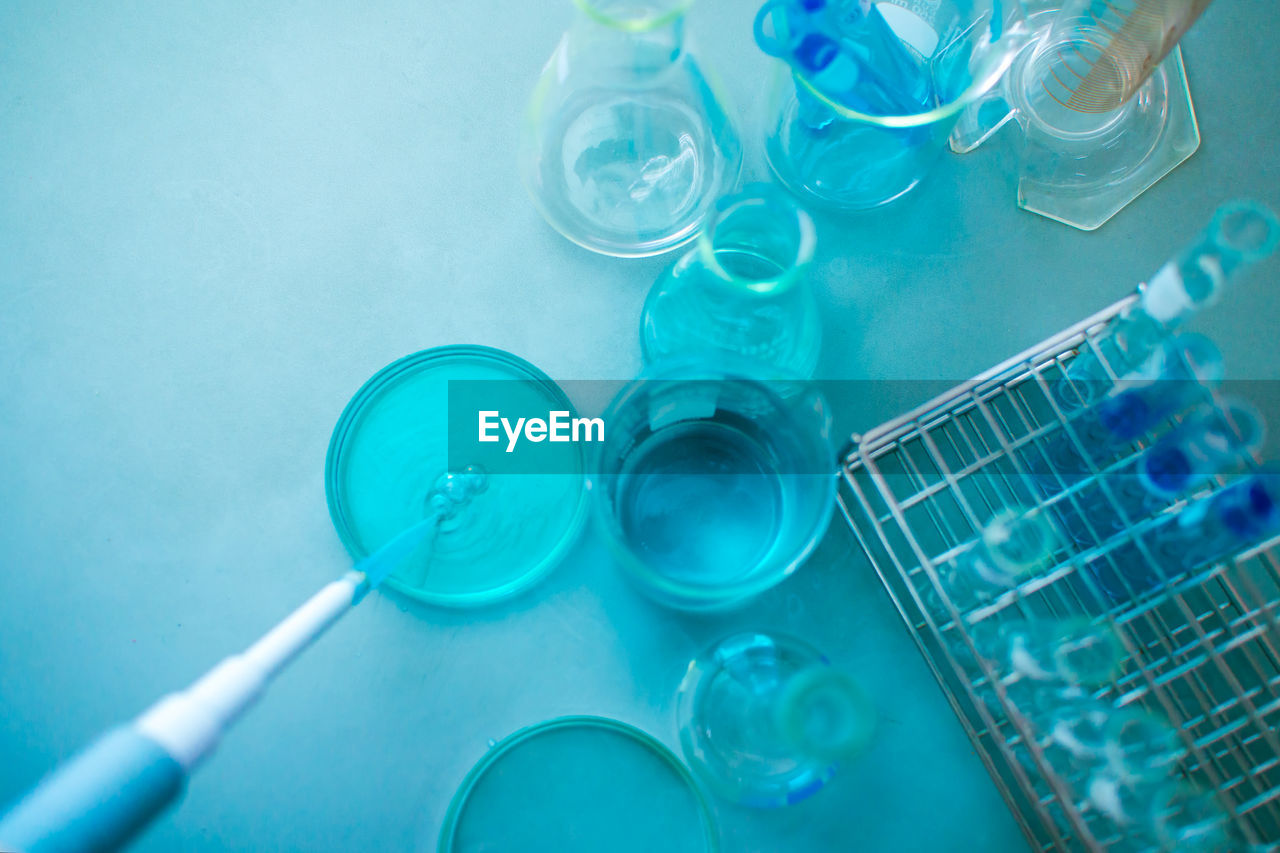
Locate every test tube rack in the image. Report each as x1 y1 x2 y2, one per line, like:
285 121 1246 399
838 294 1280 850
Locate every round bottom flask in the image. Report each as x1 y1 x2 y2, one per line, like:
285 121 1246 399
676 632 875 808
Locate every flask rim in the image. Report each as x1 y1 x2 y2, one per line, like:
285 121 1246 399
696 188 816 294
572 0 694 33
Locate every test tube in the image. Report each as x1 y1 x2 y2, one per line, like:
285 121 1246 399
1146 783 1234 851
933 508 1057 612
1139 201 1280 326
1064 399 1265 546
977 619 1121 729
996 618 1123 689
1028 696 1113 785
1102 709 1186 785
1088 469 1280 602
1033 333 1224 498
754 0 932 116
1149 469 1280 573
1060 201 1278 411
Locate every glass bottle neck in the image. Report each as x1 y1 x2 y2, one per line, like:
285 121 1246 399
571 2 687 72
696 191 815 295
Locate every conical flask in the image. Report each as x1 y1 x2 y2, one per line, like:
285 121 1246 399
520 0 743 257
639 185 822 377
676 632 876 808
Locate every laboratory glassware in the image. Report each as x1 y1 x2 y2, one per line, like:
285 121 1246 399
755 0 1033 209
1065 399 1264 545
676 632 875 808
981 620 1121 726
326 346 589 607
952 0 1215 230
1144 469 1280 575
640 185 822 378
933 507 1057 612
1146 783 1234 851
1003 618 1122 687
438 717 719 853
1022 696 1112 786
593 359 835 610
0 514 458 853
839 288 1280 848
1063 200 1280 401
520 0 743 257
1033 333 1223 497
1102 709 1186 785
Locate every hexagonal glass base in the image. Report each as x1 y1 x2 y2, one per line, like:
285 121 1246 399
1016 47 1200 231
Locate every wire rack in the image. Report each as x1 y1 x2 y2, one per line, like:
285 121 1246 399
837 294 1280 851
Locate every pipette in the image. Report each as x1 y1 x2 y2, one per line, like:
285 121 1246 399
0 467 486 853
1033 0 1214 117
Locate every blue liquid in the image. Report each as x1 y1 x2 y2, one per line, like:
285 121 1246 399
617 421 786 588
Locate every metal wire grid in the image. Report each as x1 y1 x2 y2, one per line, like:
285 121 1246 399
837 295 1280 851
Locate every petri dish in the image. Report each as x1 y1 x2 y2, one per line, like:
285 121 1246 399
326 345 588 607
439 716 719 852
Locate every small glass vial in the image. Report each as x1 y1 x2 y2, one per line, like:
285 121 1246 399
640 186 821 377
676 632 875 808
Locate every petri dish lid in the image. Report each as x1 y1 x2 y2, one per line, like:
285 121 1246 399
326 345 588 607
440 716 719 853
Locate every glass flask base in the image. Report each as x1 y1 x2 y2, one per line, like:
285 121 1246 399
1016 46 1199 231
528 91 740 257
676 632 874 808
951 6 1200 231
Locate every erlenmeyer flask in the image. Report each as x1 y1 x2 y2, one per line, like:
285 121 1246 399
520 0 743 257
639 185 821 377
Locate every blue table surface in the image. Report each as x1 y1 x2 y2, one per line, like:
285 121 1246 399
2 2 1278 851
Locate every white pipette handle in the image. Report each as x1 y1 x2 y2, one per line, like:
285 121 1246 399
135 571 365 769
0 513 443 853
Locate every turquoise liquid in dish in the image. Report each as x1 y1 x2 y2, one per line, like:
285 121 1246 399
326 346 588 607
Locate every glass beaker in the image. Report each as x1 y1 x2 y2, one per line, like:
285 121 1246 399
756 0 1032 210
592 360 835 610
521 0 743 257
640 185 822 378
953 1 1213 230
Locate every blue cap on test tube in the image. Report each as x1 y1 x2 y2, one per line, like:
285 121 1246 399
754 0 932 116
1154 469 1280 575
1038 334 1224 488
1095 333 1224 442
1138 400 1265 499
1064 399 1265 546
